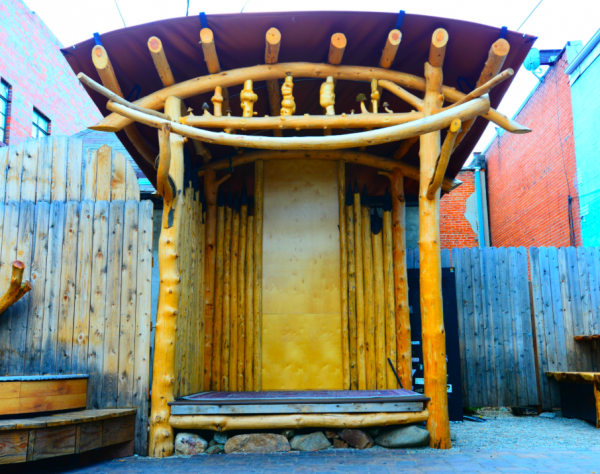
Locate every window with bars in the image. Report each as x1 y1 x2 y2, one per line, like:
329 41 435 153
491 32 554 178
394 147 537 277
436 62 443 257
0 80 10 145
32 108 50 138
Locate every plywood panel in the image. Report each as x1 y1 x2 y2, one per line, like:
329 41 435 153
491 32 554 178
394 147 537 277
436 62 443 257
263 160 341 315
262 160 342 390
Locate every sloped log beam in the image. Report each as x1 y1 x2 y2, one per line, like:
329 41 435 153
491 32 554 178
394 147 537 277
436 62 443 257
106 95 489 152
265 28 283 137
0 261 32 315
90 45 156 165
200 150 461 192
443 69 513 111
393 136 419 160
181 111 424 130
200 28 230 113
90 62 530 135
426 118 461 200
379 30 402 69
157 123 174 201
378 80 423 111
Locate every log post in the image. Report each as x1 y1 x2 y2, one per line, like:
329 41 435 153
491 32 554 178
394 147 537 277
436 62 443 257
245 212 255 391
361 186 376 390
371 214 387 390
346 186 358 390
338 161 350 389
229 197 240 391
389 169 411 389
353 183 366 390
0 261 32 315
379 30 402 69
222 192 233 391
328 33 347 65
419 33 451 448
382 189 398 389
237 188 248 390
149 95 185 458
157 124 174 202
212 190 226 391
253 161 264 391
265 27 283 137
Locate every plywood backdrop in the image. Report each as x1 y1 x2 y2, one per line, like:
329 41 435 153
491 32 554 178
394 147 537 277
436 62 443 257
262 160 342 390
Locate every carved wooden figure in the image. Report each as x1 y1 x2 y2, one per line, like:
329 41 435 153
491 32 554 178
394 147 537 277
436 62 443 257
280 76 296 116
320 76 336 115
241 80 258 118
212 87 224 117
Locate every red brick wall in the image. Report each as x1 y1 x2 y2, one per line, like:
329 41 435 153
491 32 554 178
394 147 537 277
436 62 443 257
0 0 101 146
440 170 479 249
485 51 581 248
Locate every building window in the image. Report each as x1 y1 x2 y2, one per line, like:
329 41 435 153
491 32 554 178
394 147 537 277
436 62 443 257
0 80 10 145
32 108 50 138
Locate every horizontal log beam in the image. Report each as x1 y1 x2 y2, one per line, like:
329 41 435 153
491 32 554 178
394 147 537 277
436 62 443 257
105 95 489 152
169 409 429 431
90 62 529 135
181 111 424 130
201 150 461 193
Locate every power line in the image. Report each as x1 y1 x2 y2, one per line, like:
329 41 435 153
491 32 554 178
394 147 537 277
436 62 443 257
517 0 544 32
240 0 251 13
186 0 190 16
113 0 126 28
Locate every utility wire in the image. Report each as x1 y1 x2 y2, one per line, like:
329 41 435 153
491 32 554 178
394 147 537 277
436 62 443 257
113 0 126 27
240 0 251 13
186 0 190 16
517 0 544 32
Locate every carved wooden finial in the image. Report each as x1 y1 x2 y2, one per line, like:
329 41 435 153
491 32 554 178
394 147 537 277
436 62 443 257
371 79 380 113
320 76 335 116
241 79 258 118
280 76 296 116
212 86 223 117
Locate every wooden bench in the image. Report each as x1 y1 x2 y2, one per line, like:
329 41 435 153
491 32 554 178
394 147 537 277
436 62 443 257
545 372 600 428
0 408 136 464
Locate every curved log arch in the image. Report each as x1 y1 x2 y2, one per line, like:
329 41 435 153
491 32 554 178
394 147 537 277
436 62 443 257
106 95 489 153
200 150 462 192
90 62 530 135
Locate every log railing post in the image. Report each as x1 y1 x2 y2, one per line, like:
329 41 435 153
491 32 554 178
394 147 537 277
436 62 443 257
253 160 264 391
149 95 185 458
338 161 350 389
419 32 451 449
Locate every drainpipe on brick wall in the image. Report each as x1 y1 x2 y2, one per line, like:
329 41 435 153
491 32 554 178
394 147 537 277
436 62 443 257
474 167 486 247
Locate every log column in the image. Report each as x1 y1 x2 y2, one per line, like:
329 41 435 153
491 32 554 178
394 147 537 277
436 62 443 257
150 96 184 458
419 31 451 449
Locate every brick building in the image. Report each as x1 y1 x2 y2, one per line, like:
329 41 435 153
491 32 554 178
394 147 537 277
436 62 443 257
0 0 102 146
480 46 582 248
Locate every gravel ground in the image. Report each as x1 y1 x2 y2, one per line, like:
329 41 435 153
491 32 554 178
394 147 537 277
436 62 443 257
445 408 599 451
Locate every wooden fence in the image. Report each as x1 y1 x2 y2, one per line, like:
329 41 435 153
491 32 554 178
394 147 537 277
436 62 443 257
0 137 152 455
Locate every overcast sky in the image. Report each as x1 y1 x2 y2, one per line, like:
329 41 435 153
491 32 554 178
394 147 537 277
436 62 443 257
23 0 600 160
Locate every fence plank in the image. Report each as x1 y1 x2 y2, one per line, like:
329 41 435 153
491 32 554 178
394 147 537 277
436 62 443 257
557 248 576 371
461 249 480 406
0 147 9 202
56 202 80 375
441 248 451 268
5 143 24 202
36 137 53 202
51 137 68 202
548 247 568 374
87 201 110 409
117 201 139 408
72 201 94 374
0 202 20 372
111 152 126 201
471 248 488 405
567 247 591 370
489 248 507 406
20 140 39 202
66 138 83 202
576 247 595 371
125 164 140 201
102 200 124 407
475 248 495 406
481 247 498 407
517 247 537 406
95 146 112 202
8 202 35 375
40 202 65 375
82 149 98 201
496 248 515 406
133 200 153 454
24 202 51 375
452 248 469 408
589 248 600 335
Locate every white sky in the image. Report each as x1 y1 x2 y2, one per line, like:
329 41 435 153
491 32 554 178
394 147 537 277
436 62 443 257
23 0 600 161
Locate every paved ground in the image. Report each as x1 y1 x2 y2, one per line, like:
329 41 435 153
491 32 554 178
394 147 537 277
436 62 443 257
19 447 600 473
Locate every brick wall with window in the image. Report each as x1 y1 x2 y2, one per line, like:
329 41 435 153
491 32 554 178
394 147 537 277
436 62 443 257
0 0 101 146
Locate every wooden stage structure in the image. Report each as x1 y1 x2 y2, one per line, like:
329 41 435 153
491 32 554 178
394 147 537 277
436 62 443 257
65 11 533 457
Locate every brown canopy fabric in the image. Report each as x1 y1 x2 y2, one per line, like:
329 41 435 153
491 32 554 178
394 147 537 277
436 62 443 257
63 10 535 193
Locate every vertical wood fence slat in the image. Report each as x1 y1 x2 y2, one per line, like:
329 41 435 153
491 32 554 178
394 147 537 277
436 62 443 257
5 144 24 202
66 139 83 202
21 140 39 202
51 137 68 202
0 147 9 201
452 248 469 407
36 137 53 202
480 247 498 407
498 247 517 405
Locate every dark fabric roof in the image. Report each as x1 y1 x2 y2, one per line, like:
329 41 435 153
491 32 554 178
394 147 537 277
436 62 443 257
63 11 535 192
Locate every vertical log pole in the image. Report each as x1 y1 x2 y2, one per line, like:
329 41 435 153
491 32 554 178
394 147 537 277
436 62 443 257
212 192 225 391
254 161 264 391
149 96 184 458
346 186 358 390
353 184 366 390
338 161 350 389
420 30 451 449
265 28 283 137
361 186 376 390
372 215 387 390
203 170 217 389
382 190 398 389
391 170 411 389
222 193 233 391
237 189 248 390
229 197 240 391
245 213 255 391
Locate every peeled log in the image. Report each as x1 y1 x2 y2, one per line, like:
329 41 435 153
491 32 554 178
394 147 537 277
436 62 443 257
0 261 32 315
170 410 429 431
